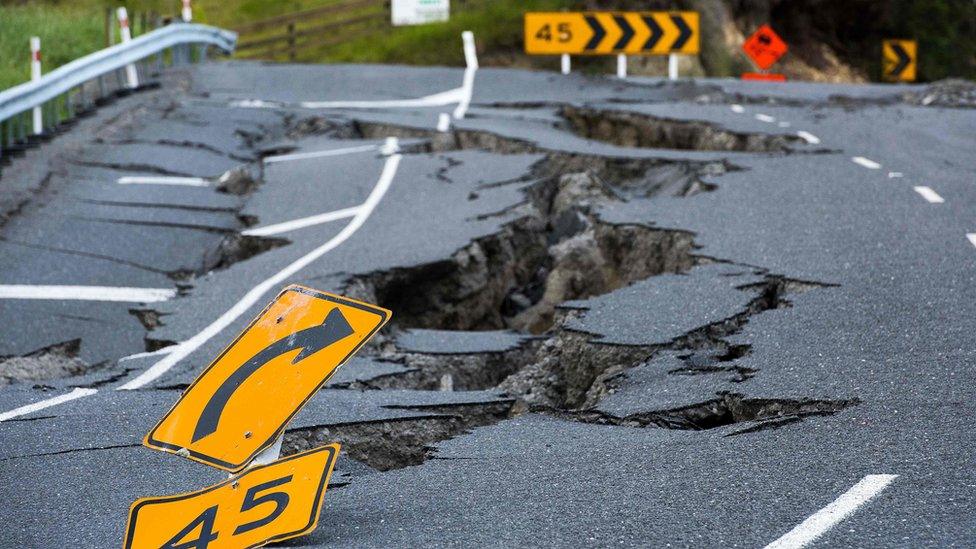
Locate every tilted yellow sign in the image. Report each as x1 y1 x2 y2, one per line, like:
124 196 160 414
524 12 699 55
145 285 390 472
124 444 340 549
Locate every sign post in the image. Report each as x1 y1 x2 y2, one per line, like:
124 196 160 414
182 0 193 23
524 12 699 78
882 39 916 82
741 24 788 81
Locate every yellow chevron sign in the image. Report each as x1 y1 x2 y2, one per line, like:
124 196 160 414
524 12 699 55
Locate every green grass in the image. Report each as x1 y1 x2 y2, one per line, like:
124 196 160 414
0 4 104 90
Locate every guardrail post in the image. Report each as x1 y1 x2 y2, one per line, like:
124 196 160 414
30 37 43 135
117 7 140 88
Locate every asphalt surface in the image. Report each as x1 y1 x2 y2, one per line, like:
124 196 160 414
0 58 974 548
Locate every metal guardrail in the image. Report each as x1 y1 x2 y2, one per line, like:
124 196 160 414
0 22 237 160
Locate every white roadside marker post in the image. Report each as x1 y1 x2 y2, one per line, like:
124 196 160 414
561 53 571 75
117 7 139 89
616 53 627 78
30 37 43 135
668 53 679 80
182 0 193 22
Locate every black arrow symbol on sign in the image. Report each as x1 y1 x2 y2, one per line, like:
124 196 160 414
584 15 605 51
670 14 692 50
613 15 634 50
641 15 663 51
191 307 355 443
889 43 911 76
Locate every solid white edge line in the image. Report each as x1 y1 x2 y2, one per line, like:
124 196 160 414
241 206 361 237
117 176 209 187
298 87 465 109
0 388 97 422
755 113 776 123
0 285 175 303
796 131 821 145
967 233 976 248
118 140 402 390
852 156 882 169
263 144 378 164
913 186 945 204
452 30 479 120
763 474 898 549
730 104 745 113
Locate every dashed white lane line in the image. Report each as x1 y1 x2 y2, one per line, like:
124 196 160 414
796 131 821 145
913 186 945 204
0 388 97 422
263 143 378 164
0 285 175 302
777 121 791 128
117 176 209 187
452 30 479 120
242 206 360 237
852 156 882 169
967 233 976 248
437 112 452 132
755 113 776 123
297 87 465 110
730 104 745 113
888 172 904 178
764 474 898 549
118 140 403 390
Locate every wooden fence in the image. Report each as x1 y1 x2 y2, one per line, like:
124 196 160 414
234 0 390 62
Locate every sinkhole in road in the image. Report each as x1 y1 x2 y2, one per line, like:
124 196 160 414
559 106 803 152
262 114 859 471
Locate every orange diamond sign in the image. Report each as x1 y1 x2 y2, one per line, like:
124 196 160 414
743 24 788 70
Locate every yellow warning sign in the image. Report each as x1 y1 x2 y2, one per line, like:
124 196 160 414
882 39 916 82
524 12 699 55
124 444 340 549
145 285 390 472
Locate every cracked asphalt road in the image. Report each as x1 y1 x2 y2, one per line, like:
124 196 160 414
1 60 975 548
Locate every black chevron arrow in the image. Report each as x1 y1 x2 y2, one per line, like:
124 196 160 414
191 307 354 442
889 43 911 76
584 15 605 51
670 14 692 50
613 15 634 50
641 15 663 51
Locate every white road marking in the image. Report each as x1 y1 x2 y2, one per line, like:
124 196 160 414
378 136 399 156
263 143 378 164
118 139 402 390
778 121 791 128
437 112 451 132
913 186 944 203
242 206 360 237
730 104 745 113
298 87 465 109
796 131 821 145
763 474 898 549
755 113 776 123
967 233 976 248
0 285 175 303
888 172 904 178
232 99 284 109
852 156 882 169
118 347 174 362
0 388 97 422
452 30 478 120
117 176 209 187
